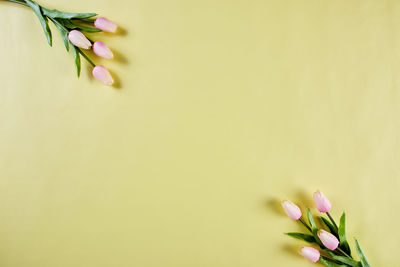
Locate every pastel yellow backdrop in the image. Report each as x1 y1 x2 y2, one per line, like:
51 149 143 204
0 0 398 266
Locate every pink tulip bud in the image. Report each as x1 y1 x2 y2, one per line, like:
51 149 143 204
93 41 114 59
317 229 339 250
313 190 332 213
94 17 118 33
298 246 320 263
281 200 302 220
92 65 114 86
68 30 92 49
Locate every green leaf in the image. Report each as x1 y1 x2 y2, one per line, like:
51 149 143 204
60 19 101 32
338 212 352 256
285 232 316 244
307 208 318 232
355 239 371 267
75 18 96 23
320 216 338 236
76 47 96 67
50 18 69 51
320 257 347 267
307 209 324 247
42 8 96 19
25 0 52 46
326 251 359 267
70 45 81 77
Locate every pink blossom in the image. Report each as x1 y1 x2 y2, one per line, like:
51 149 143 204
318 229 339 250
68 30 91 49
299 246 320 263
92 65 114 86
281 200 302 220
93 41 114 59
94 17 118 33
313 190 332 213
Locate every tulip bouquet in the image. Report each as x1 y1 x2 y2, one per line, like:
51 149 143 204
281 191 371 266
3 0 118 85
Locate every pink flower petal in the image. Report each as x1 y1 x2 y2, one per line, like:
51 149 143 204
93 41 114 60
94 17 118 33
92 65 114 86
68 30 91 49
299 246 320 263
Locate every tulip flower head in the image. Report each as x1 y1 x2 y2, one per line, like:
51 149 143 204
93 41 114 59
95 17 118 33
68 30 92 50
281 200 302 220
298 246 320 263
92 65 114 86
317 229 339 250
313 190 332 213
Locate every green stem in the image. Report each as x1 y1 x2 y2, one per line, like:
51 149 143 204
327 212 338 231
74 18 96 23
299 218 312 233
4 0 28 6
48 17 69 33
336 247 352 259
76 47 95 67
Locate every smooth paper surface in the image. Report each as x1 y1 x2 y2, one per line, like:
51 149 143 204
1 0 399 266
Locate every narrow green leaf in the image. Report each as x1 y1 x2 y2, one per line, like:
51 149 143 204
60 19 101 32
338 212 351 255
57 26 69 51
42 8 96 19
307 209 325 247
320 216 338 236
50 18 69 51
70 45 81 77
5 0 28 7
75 18 96 23
307 209 318 232
355 240 371 267
285 232 316 244
308 210 319 239
326 251 359 266
320 257 348 267
76 48 96 67
25 0 52 46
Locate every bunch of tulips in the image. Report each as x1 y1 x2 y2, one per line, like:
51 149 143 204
3 0 118 85
281 191 371 266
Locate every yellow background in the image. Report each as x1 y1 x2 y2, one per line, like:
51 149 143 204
0 0 399 266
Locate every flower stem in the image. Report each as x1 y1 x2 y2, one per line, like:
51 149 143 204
5 0 28 6
299 218 312 232
75 18 96 23
327 212 338 230
48 17 68 32
76 47 95 67
336 247 352 259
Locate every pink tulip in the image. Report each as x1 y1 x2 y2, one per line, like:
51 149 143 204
298 246 320 263
92 65 114 86
94 17 118 33
93 41 114 59
313 190 332 213
68 30 92 49
317 229 339 250
281 200 302 220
